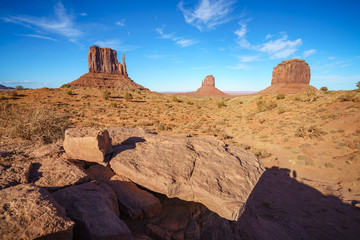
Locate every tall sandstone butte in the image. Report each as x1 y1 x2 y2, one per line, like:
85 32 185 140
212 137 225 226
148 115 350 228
69 46 147 90
192 75 228 97
258 58 316 94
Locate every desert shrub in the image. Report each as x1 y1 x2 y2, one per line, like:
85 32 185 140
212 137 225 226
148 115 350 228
295 125 324 139
320 86 328 92
294 96 301 101
186 100 193 105
8 91 18 98
130 88 135 92
65 90 73 95
60 84 71 88
103 90 111 100
297 155 314 166
276 94 285 100
239 100 244 104
356 81 360 89
257 100 277 112
157 123 165 131
278 107 285 114
137 91 141 95
172 96 180 102
217 100 226 108
109 102 118 108
124 92 133 101
304 88 318 102
0 104 70 143
324 162 335 168
338 92 356 102
15 85 24 90
253 148 271 158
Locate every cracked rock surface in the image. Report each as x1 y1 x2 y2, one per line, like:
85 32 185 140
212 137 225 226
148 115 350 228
109 128 264 221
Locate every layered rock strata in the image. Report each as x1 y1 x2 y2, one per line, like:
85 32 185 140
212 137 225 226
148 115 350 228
69 46 148 91
258 58 317 94
192 75 228 97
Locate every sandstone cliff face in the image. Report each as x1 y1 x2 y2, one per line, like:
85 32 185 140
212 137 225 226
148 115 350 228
69 46 146 90
258 58 316 94
271 59 310 85
193 75 228 97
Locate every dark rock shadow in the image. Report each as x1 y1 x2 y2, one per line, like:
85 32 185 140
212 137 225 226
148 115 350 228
28 162 43 183
243 167 360 240
111 137 146 158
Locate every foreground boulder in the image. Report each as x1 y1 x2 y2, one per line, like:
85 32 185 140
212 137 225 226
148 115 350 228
52 182 132 240
0 184 74 240
0 162 31 190
63 128 113 163
109 128 264 221
30 157 88 191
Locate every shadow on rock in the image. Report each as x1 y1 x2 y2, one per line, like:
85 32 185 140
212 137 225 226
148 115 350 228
245 167 360 240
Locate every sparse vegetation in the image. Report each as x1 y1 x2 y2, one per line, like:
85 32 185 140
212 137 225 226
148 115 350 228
320 86 328 92
172 96 180 102
15 85 24 90
124 92 133 101
304 88 318 102
103 90 111 100
60 84 71 88
0 103 69 143
257 100 277 112
338 92 356 102
276 94 285 99
65 90 73 95
217 100 226 108
296 125 324 139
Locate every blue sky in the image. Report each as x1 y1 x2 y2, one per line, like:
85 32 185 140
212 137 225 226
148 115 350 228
1 0 359 91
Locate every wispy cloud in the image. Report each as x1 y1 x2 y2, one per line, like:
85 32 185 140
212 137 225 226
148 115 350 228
95 39 139 51
235 20 302 59
116 19 126 27
178 0 236 31
226 63 254 70
155 26 197 47
303 49 316 58
328 56 336 60
235 55 259 62
2 1 82 42
80 13 87 17
17 33 58 42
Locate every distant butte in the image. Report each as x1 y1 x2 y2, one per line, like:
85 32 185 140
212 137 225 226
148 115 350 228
68 46 148 91
191 75 228 97
258 58 317 94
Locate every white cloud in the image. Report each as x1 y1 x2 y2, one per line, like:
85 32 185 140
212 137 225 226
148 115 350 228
145 54 165 59
17 34 58 41
265 33 274 39
116 19 126 27
236 55 259 62
178 0 236 31
80 13 87 16
226 63 254 70
155 26 197 47
2 1 82 42
234 20 302 59
303 49 316 58
328 56 336 60
95 39 139 51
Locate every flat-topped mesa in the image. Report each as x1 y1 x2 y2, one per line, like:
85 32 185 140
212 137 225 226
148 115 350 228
257 58 316 94
271 58 310 85
192 75 228 97
68 46 147 90
202 75 215 87
88 45 127 76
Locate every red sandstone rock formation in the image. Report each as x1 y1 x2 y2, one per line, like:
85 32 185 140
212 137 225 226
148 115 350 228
69 46 147 91
258 58 317 94
191 75 228 97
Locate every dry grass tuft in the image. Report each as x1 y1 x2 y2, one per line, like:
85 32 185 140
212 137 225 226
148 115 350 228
0 103 70 143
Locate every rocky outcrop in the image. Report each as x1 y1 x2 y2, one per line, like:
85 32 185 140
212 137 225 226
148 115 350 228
0 162 32 190
0 84 14 90
52 182 132 240
258 59 317 94
192 75 228 97
88 45 127 76
0 184 74 240
63 128 113 163
69 46 148 91
109 128 264 221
